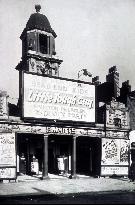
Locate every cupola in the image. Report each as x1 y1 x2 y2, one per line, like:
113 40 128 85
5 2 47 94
16 5 62 76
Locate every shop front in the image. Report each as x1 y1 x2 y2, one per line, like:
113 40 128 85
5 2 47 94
0 120 106 181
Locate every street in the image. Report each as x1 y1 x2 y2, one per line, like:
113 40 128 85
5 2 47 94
1 191 135 204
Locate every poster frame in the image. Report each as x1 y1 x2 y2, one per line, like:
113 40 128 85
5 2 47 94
0 132 17 180
101 137 130 176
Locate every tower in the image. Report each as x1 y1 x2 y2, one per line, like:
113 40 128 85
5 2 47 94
16 5 63 114
106 66 120 98
16 5 62 76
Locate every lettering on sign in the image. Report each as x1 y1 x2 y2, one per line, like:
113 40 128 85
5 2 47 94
23 73 95 122
46 127 76 135
0 123 105 137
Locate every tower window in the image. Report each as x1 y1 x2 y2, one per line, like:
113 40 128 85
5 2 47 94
114 118 121 127
39 34 48 54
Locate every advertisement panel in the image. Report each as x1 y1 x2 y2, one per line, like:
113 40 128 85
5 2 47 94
101 138 129 166
101 138 129 176
0 93 8 120
23 73 95 122
0 133 16 179
106 131 128 139
0 133 16 166
0 167 16 179
101 166 128 176
106 100 129 129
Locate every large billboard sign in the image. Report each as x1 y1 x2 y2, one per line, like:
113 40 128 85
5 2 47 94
23 73 95 122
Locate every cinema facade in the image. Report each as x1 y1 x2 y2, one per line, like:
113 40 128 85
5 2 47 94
0 5 130 181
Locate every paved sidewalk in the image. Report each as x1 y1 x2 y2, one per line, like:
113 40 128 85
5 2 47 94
0 175 135 197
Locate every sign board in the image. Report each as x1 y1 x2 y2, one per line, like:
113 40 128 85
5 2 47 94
101 166 128 176
0 167 16 179
0 123 104 137
0 94 8 120
106 99 129 129
23 73 95 122
106 131 128 139
0 133 16 179
101 138 129 166
57 157 64 171
106 108 128 128
31 162 39 174
0 133 16 166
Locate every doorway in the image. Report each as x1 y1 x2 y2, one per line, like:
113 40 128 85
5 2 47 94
76 136 101 177
17 133 44 176
48 135 72 175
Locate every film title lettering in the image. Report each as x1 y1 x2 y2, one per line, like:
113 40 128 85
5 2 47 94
24 73 95 122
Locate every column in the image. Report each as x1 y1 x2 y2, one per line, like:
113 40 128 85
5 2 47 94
42 135 49 179
71 136 78 178
26 137 30 175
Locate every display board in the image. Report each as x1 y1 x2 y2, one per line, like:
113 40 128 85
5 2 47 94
0 93 8 120
101 138 129 176
101 138 129 166
23 72 95 122
0 167 16 179
0 133 16 179
101 166 128 176
0 133 16 166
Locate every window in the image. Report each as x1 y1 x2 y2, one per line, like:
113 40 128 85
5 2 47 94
39 34 48 54
114 118 121 127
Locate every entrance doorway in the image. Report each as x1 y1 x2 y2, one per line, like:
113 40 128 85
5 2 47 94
76 137 101 177
17 133 44 176
48 135 72 175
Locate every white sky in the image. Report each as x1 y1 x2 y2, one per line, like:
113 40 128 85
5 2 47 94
0 0 135 103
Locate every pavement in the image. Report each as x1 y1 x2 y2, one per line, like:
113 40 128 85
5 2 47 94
0 174 135 198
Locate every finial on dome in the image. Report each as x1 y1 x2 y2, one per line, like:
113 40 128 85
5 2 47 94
35 4 41 13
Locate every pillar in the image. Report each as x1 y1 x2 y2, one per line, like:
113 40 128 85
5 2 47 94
71 136 78 178
26 137 30 175
42 135 49 179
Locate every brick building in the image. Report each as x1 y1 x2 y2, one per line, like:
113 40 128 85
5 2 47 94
0 5 130 182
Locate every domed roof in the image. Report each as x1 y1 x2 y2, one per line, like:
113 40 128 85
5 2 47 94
21 5 57 38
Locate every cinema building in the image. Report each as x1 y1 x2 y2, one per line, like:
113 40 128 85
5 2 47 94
0 5 130 182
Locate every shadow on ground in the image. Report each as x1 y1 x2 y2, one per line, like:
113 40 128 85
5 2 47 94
1 190 135 204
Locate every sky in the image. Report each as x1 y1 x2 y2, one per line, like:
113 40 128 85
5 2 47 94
0 0 135 103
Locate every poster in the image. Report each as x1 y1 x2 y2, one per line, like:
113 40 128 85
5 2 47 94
0 133 16 179
0 167 16 179
101 138 120 165
101 138 129 166
0 133 16 166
